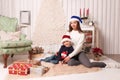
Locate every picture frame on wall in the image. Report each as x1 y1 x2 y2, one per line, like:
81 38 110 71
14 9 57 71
20 11 31 25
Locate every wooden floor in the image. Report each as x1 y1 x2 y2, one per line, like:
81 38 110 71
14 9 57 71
105 54 120 63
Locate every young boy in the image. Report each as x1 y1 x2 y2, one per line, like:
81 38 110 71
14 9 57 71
40 35 74 64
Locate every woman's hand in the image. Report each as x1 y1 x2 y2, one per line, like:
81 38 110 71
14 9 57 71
63 56 70 63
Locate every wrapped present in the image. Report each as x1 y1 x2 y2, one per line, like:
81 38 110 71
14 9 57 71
8 63 32 75
8 65 18 75
30 66 49 76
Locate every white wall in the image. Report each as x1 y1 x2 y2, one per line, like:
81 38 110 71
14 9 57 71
0 0 120 54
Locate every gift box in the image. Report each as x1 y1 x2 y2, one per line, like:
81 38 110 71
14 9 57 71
30 66 49 76
8 63 32 75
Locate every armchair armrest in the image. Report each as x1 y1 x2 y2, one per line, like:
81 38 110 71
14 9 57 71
20 34 26 40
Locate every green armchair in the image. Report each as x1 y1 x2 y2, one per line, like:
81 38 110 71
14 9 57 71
0 16 32 68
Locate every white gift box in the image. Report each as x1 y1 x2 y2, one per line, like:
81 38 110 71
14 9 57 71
30 66 47 76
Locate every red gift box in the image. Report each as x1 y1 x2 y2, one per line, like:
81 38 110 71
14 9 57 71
8 63 32 75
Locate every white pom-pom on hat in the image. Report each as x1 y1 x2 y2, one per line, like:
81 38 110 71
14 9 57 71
70 16 82 23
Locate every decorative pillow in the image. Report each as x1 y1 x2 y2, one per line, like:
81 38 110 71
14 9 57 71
0 30 21 41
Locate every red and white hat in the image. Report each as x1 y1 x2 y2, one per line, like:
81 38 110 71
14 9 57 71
61 35 71 43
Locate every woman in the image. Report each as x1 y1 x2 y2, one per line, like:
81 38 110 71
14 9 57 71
63 15 106 68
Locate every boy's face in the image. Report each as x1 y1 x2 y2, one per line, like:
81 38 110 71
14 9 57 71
63 41 71 47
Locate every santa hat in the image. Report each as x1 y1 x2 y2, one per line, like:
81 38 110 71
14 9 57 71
61 35 71 43
70 16 82 23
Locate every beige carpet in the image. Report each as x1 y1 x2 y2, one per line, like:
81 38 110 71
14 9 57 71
5 62 100 80
42 63 100 77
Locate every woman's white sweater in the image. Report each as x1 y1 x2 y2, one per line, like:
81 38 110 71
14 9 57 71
66 30 85 58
